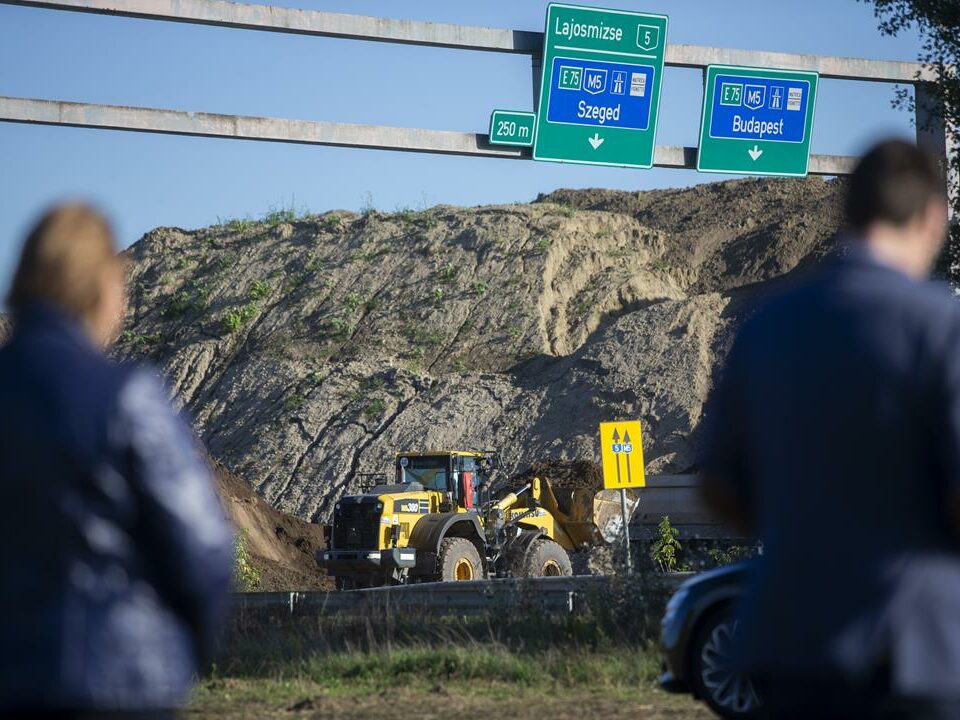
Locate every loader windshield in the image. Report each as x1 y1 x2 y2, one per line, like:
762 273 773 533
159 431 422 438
397 455 450 492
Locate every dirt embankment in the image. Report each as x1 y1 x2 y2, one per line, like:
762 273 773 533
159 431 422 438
98 177 842 523
215 463 330 591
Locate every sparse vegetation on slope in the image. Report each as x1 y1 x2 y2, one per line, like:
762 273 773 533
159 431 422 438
116 178 843 521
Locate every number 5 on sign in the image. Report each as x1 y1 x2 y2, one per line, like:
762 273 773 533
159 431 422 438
600 420 646 489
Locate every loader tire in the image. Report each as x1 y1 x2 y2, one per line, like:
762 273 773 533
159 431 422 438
437 537 483 581
518 538 572 578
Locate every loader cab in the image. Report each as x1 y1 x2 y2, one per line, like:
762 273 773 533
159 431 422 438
395 452 493 510
396 453 450 493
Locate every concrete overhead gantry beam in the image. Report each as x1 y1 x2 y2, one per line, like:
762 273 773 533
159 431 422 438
0 0 935 83
0 0 945 179
0 96 860 175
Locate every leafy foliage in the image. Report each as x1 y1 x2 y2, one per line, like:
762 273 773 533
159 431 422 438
248 280 270 301
224 302 259 333
650 515 682 572
363 398 386 420
862 1 959 277
709 544 756 567
233 529 262 591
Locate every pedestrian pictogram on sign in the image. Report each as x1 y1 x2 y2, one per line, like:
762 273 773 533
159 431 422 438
599 420 646 489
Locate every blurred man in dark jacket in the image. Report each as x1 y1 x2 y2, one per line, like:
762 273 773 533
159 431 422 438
0 204 234 718
701 139 955 718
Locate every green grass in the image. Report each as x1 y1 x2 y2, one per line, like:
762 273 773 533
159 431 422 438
211 643 659 689
284 392 305 412
225 217 254 233
343 292 363 313
322 214 344 232
303 645 657 687
362 397 386 420
534 236 552 254
328 317 354 339
248 280 271 301
119 330 162 350
223 302 259 333
264 206 297 226
437 262 458 284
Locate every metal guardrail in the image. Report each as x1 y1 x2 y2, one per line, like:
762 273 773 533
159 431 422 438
233 573 693 616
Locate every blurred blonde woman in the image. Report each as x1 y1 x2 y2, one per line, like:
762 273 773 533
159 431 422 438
0 204 233 719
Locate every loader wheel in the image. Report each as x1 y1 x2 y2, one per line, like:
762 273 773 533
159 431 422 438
518 538 572 578
437 537 482 581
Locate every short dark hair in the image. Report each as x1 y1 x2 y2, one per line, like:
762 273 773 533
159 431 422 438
845 139 946 231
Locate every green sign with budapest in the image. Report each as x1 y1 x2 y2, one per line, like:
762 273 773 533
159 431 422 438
533 3 668 168
697 65 819 176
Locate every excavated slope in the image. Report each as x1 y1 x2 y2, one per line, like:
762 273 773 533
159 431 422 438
6 177 842 522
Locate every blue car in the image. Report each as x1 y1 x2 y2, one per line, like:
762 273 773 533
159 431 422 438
660 561 761 719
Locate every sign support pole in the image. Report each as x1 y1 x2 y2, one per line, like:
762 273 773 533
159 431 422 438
620 487 633 574
600 420 644 576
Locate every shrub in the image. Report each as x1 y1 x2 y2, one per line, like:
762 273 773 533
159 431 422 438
437 262 457 284
233 529 261 591
248 280 270 301
223 303 259 333
343 292 363 313
650 515 682 572
363 398 386 420
264 205 297 226
359 192 376 216
330 317 354 339
165 291 193 318
323 214 343 232
226 218 253 233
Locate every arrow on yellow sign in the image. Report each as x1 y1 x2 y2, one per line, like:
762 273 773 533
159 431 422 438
600 421 646 490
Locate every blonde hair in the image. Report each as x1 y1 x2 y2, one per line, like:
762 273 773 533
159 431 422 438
7 203 123 321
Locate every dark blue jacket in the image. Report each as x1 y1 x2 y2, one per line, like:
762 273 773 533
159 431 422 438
703 247 960 695
0 304 234 711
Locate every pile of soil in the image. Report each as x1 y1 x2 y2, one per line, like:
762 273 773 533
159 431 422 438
106 177 843 523
513 458 603 489
214 463 331 591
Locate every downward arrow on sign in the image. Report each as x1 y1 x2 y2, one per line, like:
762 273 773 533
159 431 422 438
748 145 763 161
588 133 605 150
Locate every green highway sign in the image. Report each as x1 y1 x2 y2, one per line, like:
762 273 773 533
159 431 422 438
697 65 819 177
488 110 536 147
532 3 668 169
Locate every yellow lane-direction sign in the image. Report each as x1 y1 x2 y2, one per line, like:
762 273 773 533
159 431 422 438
600 420 646 489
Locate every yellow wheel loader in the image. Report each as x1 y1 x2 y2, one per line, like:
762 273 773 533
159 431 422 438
316 451 635 588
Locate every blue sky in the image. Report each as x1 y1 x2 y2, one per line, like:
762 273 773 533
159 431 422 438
0 1 922 298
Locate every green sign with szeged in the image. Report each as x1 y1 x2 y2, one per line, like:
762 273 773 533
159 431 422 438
488 110 536 147
533 3 668 169
697 65 819 177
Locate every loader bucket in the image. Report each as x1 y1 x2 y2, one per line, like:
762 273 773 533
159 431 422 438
537 476 639 547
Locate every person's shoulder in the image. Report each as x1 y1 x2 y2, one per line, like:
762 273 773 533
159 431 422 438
115 364 173 416
731 263 826 340
902 276 960 318
900 279 960 355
